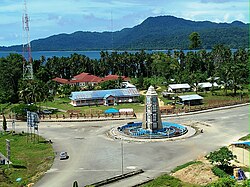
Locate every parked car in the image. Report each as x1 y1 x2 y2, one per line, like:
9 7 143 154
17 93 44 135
59 151 69 160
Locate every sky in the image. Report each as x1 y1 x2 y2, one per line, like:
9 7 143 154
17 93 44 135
0 0 249 46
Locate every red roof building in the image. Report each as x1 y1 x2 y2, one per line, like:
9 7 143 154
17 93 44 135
52 72 103 87
71 73 103 86
52 77 70 84
52 73 130 87
102 74 130 82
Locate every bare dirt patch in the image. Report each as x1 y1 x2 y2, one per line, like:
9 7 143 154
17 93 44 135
172 158 218 186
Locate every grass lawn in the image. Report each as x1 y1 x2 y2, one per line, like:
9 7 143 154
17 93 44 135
39 97 145 114
0 132 54 187
140 174 200 187
1 88 248 116
239 134 250 141
171 161 202 173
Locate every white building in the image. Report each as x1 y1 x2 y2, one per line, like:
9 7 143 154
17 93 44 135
194 82 219 91
168 84 191 93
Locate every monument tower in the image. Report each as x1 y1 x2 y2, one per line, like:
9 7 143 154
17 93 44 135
142 86 162 131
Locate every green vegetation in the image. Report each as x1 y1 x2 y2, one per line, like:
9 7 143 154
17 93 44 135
189 32 202 49
171 161 202 173
0 132 54 187
41 97 145 113
141 174 200 187
211 166 229 178
206 177 250 187
0 40 248 116
2 115 7 131
1 16 248 51
239 134 250 141
206 147 236 169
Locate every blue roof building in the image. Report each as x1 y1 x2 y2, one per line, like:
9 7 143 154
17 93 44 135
69 88 140 106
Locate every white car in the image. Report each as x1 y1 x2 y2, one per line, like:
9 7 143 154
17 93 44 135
59 151 69 160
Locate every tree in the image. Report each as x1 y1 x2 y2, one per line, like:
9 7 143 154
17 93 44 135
206 147 236 169
189 32 202 49
2 114 7 131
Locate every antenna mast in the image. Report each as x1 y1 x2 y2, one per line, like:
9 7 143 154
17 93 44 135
22 0 33 80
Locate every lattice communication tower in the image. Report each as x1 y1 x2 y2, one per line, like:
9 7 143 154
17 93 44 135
22 0 33 80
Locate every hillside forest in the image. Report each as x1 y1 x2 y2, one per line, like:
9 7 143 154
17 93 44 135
0 44 248 105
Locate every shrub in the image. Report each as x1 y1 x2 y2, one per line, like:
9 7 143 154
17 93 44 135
206 177 236 187
206 147 236 169
11 104 39 120
138 95 145 104
2 114 7 131
211 166 229 178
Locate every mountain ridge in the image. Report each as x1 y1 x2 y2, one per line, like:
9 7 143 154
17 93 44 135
0 15 248 51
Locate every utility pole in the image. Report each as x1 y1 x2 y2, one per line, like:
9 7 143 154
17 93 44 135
121 137 124 175
22 0 33 80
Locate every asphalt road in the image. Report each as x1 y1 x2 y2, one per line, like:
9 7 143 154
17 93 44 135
15 105 249 187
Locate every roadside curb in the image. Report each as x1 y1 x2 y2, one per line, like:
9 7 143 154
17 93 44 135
86 169 144 187
162 103 249 118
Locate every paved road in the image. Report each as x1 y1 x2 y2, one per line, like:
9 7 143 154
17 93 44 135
15 105 248 187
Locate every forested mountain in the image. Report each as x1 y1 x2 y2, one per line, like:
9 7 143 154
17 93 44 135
0 16 248 51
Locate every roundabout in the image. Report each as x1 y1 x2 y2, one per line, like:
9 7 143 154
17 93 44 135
108 86 197 142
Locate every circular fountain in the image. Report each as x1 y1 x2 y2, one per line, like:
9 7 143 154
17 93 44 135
114 86 189 140
118 121 187 139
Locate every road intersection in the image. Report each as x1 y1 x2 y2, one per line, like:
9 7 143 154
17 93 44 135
14 105 248 187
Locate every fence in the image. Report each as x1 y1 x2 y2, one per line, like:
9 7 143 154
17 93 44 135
0 111 136 121
0 98 248 121
160 98 249 115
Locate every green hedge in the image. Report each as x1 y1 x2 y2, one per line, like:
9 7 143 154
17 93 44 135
211 166 229 178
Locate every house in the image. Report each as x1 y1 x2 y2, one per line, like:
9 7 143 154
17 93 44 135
102 74 130 82
52 73 130 87
52 77 70 85
194 82 219 91
70 73 103 87
178 94 203 105
168 84 191 93
69 88 140 106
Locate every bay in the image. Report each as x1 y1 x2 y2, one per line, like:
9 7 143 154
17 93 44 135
1 49 235 60
0 50 103 60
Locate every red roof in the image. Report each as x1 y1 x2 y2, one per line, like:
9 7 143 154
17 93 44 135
53 73 128 85
71 72 103 83
103 74 130 81
52 77 70 84
72 72 90 80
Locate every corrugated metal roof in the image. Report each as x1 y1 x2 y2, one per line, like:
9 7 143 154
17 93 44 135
178 94 203 101
169 84 190 89
196 82 219 88
70 88 140 100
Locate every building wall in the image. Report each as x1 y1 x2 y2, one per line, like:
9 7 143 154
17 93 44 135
229 146 249 167
71 96 139 106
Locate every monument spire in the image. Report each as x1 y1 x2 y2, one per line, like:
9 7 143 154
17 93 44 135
142 86 162 131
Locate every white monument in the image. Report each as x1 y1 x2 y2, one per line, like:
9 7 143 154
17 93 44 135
142 86 163 131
